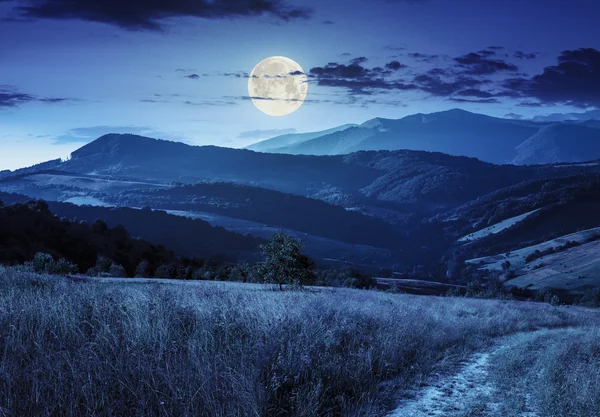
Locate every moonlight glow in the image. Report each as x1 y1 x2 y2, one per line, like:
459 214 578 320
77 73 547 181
248 56 308 117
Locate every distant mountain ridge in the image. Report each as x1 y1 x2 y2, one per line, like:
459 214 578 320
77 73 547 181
247 109 600 165
245 124 357 152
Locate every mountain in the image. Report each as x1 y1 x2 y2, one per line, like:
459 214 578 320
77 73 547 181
532 109 600 122
246 124 357 152
264 109 544 164
7 133 600 272
248 109 600 166
514 124 600 165
7 135 600 217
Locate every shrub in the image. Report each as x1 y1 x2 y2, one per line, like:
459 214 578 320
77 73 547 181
345 269 376 289
24 252 78 275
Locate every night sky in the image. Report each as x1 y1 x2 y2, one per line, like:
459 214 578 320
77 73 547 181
1 0 599 170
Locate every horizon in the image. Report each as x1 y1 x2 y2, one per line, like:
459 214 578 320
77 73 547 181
2 0 600 170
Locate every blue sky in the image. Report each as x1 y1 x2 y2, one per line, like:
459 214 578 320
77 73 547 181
1 0 599 170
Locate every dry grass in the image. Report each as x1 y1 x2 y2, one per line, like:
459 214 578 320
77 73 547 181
490 327 600 417
0 266 598 416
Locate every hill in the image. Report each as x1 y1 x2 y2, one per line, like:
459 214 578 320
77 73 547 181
0 199 198 276
0 191 262 261
246 124 357 152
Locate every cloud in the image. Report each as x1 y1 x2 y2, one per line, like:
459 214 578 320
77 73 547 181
450 98 500 104
308 60 412 94
505 113 525 120
514 51 537 60
185 74 200 79
307 48 600 110
8 0 311 30
350 57 369 65
503 48 600 108
53 126 190 144
0 89 34 108
477 49 497 57
385 60 406 70
407 52 440 63
0 85 77 108
322 20 334 24
454 52 519 75
412 74 488 97
237 128 297 139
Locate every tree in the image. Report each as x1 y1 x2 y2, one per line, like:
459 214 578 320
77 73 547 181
258 232 315 290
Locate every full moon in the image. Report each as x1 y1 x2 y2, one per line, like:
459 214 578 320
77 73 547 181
248 56 308 116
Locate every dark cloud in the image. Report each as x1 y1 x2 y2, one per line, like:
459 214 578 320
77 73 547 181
454 52 519 75
503 48 600 107
450 98 500 104
350 57 369 65
516 101 546 107
10 0 311 30
488 46 504 50
308 48 600 109
0 90 35 107
384 45 407 52
340 52 352 57
185 74 200 79
413 74 487 97
478 49 496 57
385 60 405 70
407 52 440 63
454 88 494 99
427 68 449 76
221 71 251 78
514 51 537 60
0 85 76 108
308 61 414 94
322 20 334 24
184 99 238 106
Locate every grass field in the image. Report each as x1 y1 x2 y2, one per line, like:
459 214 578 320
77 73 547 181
457 208 541 243
1 266 599 416
466 226 600 297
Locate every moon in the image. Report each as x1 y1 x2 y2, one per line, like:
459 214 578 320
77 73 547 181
248 56 308 117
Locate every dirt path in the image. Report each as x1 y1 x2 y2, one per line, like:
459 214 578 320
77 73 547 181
387 332 544 417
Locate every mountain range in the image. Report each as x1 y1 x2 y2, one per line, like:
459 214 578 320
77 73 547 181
2 107 600 287
248 109 600 165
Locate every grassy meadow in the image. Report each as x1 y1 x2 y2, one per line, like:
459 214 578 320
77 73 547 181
0 266 599 416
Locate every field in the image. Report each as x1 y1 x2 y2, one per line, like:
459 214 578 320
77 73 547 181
1 267 600 416
457 208 541 243
466 226 600 297
466 225 600 272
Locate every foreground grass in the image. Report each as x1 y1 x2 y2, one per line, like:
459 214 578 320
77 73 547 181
490 327 600 417
0 267 599 416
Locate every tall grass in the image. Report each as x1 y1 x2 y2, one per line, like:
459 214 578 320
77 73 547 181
491 327 600 417
0 266 598 416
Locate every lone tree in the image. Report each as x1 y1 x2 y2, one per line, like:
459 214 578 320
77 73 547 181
258 232 315 290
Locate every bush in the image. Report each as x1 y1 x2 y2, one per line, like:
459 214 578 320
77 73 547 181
345 269 376 289
87 256 126 277
24 253 78 275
